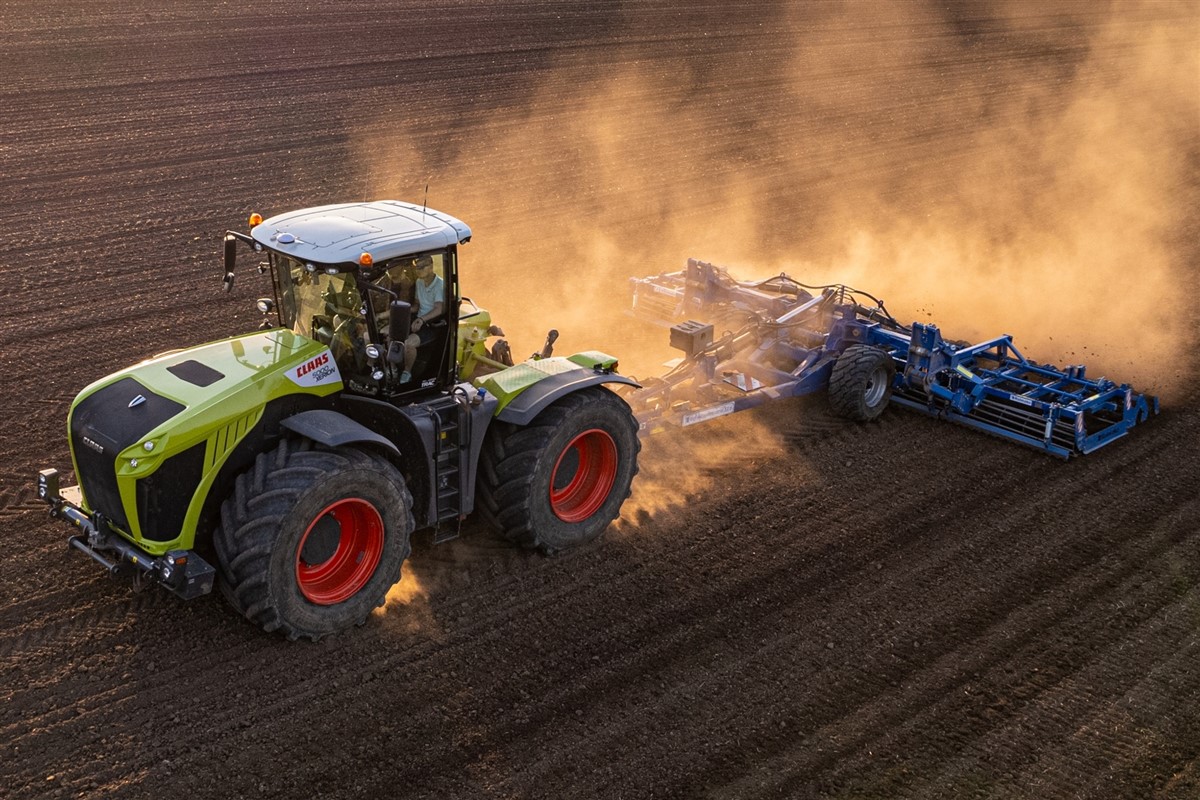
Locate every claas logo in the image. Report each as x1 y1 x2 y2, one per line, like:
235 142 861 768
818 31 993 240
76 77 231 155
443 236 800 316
296 353 329 378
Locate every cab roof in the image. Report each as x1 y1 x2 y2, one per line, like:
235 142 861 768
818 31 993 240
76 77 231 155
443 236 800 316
251 200 471 265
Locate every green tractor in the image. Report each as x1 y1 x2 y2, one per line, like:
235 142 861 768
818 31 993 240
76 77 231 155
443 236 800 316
38 201 641 640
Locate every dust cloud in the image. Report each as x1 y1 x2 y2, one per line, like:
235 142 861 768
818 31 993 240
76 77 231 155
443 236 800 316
354 1 1196 514
373 570 438 632
788 2 1200 396
617 413 791 525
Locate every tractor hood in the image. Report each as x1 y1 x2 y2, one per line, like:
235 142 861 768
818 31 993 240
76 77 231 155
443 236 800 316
72 329 340 432
67 329 340 545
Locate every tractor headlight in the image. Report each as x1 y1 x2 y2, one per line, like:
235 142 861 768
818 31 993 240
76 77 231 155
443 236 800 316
37 469 60 502
159 551 189 583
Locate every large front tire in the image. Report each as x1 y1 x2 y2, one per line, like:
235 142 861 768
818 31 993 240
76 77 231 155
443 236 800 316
478 387 640 553
215 438 413 641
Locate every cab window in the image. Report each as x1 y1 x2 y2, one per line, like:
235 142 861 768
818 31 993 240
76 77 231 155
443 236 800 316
275 254 366 371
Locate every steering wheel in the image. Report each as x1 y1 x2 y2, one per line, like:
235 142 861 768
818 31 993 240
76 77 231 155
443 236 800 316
311 315 335 346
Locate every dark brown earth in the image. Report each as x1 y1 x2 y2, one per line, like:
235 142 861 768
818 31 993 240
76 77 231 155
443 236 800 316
2 2 1199 798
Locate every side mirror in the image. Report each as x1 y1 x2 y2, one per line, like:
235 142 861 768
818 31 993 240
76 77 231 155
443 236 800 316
389 300 412 345
223 235 238 291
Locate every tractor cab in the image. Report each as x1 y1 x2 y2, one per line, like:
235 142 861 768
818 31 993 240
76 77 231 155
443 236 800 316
225 201 471 397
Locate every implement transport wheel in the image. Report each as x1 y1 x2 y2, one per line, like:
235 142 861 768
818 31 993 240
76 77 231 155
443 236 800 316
215 438 413 641
478 386 640 553
829 344 896 422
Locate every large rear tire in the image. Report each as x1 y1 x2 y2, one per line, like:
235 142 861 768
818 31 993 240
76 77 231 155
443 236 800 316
478 387 640 553
829 345 896 422
215 438 413 641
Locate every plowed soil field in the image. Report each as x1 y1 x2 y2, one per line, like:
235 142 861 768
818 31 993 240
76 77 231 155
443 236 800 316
2 2 1198 798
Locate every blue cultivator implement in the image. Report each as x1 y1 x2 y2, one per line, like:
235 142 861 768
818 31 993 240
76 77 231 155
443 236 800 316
625 259 1158 458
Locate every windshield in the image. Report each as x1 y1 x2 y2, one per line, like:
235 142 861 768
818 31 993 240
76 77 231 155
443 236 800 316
275 255 362 337
273 254 368 374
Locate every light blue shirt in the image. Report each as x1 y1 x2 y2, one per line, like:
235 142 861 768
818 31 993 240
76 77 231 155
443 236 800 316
415 274 444 318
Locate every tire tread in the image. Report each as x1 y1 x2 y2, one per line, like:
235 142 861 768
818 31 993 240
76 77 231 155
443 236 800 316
214 438 413 640
829 345 896 422
477 387 640 551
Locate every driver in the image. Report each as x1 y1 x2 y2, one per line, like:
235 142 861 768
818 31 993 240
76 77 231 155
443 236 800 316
400 255 444 383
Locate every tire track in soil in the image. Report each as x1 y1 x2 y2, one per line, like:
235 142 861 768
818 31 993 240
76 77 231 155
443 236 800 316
484 412 1180 796
0 486 47 522
745 493 1200 799
348 441 1060 796
985 596 1200 799
6 525 668 794
0 577 178 663
477 422 1190 796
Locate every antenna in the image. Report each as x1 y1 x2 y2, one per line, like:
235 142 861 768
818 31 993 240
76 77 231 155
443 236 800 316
422 182 429 218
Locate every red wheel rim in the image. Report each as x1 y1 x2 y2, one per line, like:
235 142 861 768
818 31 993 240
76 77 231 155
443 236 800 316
550 428 618 523
295 498 384 605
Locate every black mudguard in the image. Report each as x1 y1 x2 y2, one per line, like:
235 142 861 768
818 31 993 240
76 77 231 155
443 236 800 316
497 372 641 426
280 409 401 456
